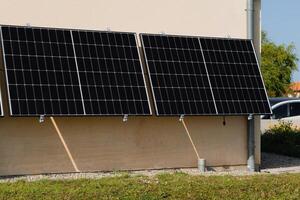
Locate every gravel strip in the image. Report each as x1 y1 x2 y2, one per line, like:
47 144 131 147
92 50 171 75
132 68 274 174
0 172 120 183
1 153 299 182
0 168 258 183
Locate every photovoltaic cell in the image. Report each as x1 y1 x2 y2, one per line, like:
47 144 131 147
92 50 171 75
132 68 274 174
0 26 84 116
141 34 216 115
141 33 271 116
200 38 270 114
72 30 151 115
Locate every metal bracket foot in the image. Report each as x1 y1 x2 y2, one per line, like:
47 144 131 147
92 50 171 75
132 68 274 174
39 115 45 123
123 114 128 122
179 114 184 122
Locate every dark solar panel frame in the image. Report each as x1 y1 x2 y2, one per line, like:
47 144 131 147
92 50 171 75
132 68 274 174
141 33 271 116
0 27 11 116
0 89 3 116
0 36 3 117
0 25 152 116
0 31 5 117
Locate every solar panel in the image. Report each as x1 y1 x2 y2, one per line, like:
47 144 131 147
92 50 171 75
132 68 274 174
200 38 270 114
0 25 151 116
72 30 151 115
0 26 84 116
141 34 216 115
141 33 271 116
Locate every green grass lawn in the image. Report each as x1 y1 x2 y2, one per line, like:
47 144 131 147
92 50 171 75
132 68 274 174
0 173 300 200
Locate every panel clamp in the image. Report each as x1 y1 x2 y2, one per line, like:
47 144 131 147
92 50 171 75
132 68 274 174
248 114 254 121
39 115 45 123
123 114 128 122
179 114 184 122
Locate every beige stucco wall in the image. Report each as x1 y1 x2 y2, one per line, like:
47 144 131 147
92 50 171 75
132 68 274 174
0 0 261 175
0 116 248 175
0 0 248 38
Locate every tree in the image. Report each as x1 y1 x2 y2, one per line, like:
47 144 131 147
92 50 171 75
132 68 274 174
261 31 298 97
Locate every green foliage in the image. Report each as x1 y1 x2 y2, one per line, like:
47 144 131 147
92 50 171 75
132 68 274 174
261 31 298 97
262 121 300 157
261 31 269 44
0 173 300 199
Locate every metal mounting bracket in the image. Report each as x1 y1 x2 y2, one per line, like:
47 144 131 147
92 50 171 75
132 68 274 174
179 114 184 122
39 115 45 123
123 114 128 122
248 114 253 120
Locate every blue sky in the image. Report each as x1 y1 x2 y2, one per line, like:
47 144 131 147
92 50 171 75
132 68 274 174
262 0 300 81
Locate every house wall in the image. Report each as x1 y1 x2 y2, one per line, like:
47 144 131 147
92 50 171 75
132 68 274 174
0 0 261 175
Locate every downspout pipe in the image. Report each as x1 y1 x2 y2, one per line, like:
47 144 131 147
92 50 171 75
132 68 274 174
247 0 256 172
247 0 254 40
247 114 255 172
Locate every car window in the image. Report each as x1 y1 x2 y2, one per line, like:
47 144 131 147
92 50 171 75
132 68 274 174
272 104 288 119
290 103 300 117
261 114 271 119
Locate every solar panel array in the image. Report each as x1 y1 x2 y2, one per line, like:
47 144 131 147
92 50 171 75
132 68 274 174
0 25 270 117
141 33 271 116
0 25 151 116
